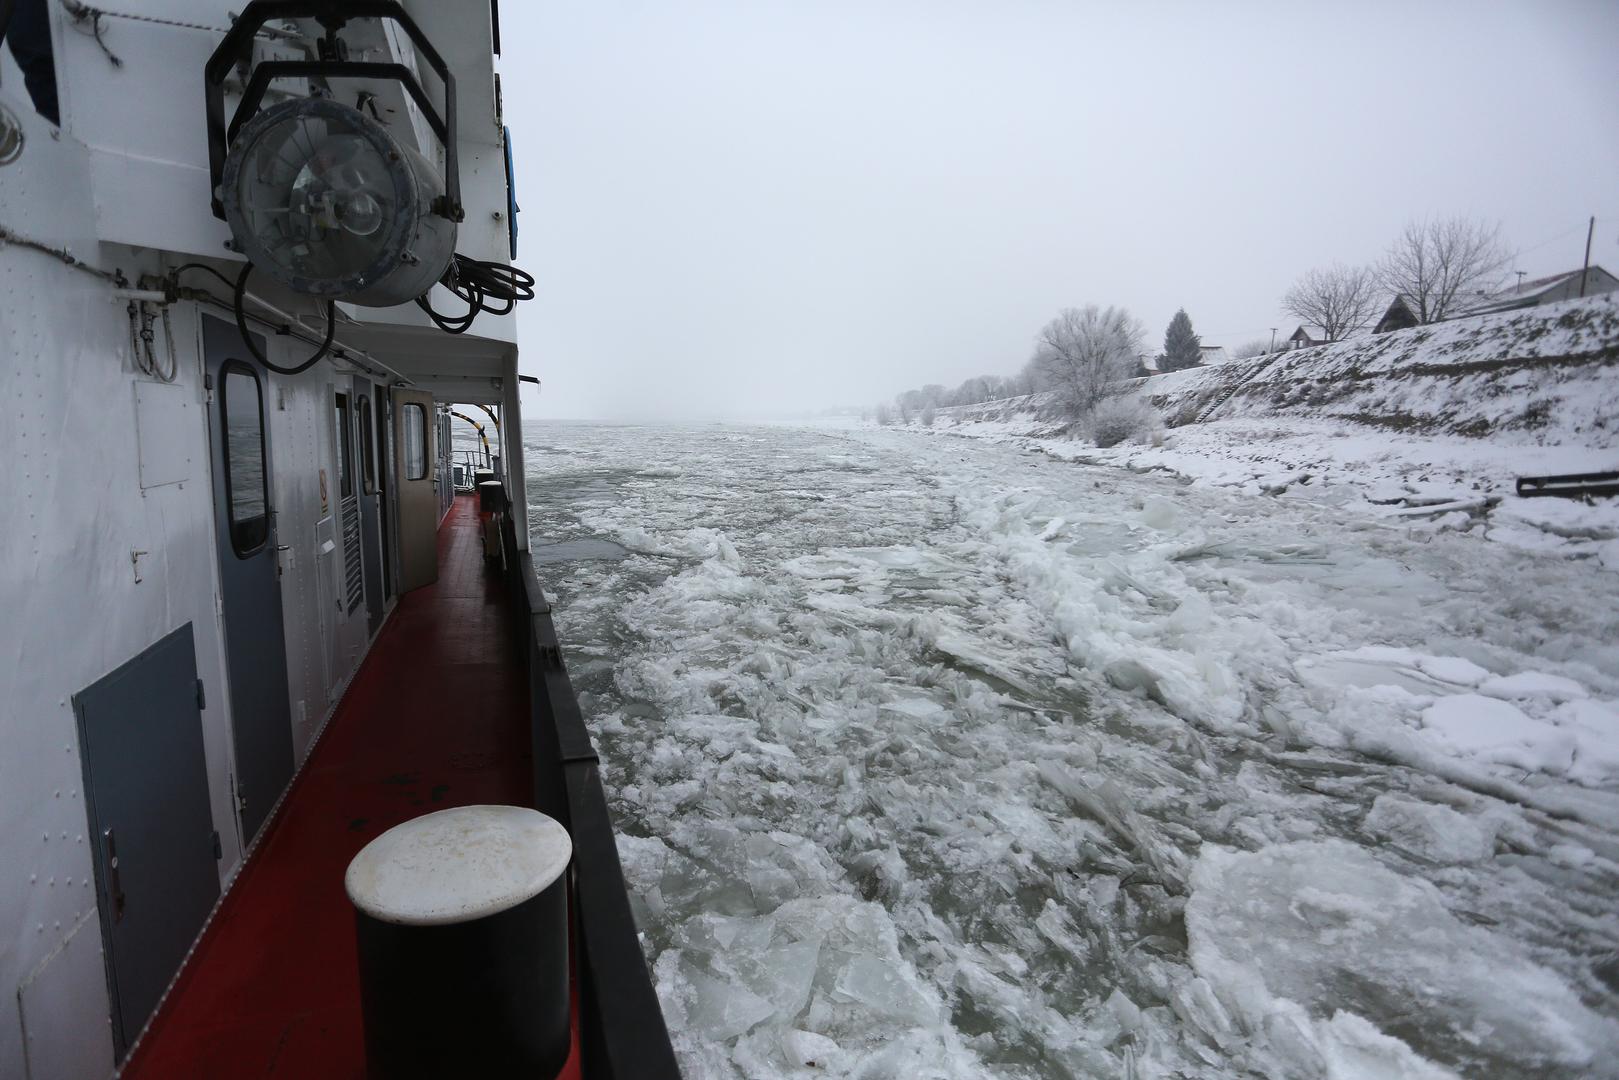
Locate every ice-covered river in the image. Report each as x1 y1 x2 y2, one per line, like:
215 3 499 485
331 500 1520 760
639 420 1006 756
523 422 1619 1080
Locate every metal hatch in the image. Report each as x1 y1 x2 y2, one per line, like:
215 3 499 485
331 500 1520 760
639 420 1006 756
73 623 220 1057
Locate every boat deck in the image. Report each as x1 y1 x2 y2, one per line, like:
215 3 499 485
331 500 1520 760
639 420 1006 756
121 495 579 1078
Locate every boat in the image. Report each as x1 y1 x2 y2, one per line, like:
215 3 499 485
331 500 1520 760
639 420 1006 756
0 2 679 1075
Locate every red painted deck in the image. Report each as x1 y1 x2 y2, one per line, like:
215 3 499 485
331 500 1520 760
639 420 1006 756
122 496 580 1079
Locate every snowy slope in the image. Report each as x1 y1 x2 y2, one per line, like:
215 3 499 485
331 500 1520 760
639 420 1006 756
1144 293 1619 439
900 296 1619 568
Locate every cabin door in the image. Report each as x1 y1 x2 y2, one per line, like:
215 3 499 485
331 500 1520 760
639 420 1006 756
393 388 439 591
203 316 295 844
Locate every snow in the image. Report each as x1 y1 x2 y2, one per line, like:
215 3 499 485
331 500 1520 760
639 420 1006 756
1418 693 1575 772
902 295 1619 568
525 421 1619 1079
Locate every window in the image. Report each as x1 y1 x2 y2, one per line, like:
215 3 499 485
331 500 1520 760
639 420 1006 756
403 403 427 480
221 363 269 556
358 396 377 494
334 393 353 498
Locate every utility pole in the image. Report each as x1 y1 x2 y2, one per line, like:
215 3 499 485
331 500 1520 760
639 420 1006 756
1580 215 1595 298
1268 327 1276 354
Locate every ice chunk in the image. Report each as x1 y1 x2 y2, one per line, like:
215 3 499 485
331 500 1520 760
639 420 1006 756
1412 655 1489 687
780 1028 842 1069
1419 694 1575 774
1362 794 1495 864
1169 976 1236 1049
675 955 777 1040
1316 1012 1461 1080
831 953 939 1025
1186 840 1619 1074
1104 987 1142 1035
731 938 821 1024
1555 699 1619 784
1478 671 1589 703
1140 497 1180 529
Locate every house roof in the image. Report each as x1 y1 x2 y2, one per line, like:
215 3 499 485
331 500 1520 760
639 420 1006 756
1467 264 1616 311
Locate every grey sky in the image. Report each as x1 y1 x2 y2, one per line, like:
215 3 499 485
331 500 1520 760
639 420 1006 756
502 1 1619 421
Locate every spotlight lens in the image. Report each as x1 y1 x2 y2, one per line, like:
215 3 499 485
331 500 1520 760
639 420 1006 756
290 134 386 236
232 104 401 286
222 96 456 306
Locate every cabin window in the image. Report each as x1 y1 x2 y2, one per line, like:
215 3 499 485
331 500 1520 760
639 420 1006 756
334 393 353 499
221 363 270 556
403 403 427 480
358 396 376 494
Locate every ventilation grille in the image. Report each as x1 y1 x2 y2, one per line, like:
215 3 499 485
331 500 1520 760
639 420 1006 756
341 495 364 614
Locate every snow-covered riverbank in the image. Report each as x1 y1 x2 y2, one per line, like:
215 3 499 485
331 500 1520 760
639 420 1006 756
894 295 1619 570
526 422 1619 1079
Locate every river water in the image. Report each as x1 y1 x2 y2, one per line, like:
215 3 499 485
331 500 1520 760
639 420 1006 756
523 421 1619 1080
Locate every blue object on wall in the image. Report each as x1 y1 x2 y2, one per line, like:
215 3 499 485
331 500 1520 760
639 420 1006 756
504 125 519 260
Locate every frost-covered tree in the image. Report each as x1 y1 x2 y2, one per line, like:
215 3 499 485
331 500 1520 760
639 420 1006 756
1282 263 1380 341
919 404 936 427
1233 337 1272 359
1161 309 1202 371
874 402 893 426
1379 217 1512 323
1030 305 1144 418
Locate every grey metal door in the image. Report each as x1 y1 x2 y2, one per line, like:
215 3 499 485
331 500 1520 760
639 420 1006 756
354 380 385 635
203 315 294 843
74 623 220 1057
393 388 439 591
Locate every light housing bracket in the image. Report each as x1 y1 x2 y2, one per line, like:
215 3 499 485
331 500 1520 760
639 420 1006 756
204 0 462 224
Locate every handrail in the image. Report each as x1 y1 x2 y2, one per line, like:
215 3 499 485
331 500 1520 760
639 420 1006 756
500 517 682 1079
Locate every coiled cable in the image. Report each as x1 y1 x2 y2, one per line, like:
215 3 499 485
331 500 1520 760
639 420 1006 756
415 253 535 335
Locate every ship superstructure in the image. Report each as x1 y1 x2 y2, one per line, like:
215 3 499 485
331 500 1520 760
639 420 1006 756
0 3 676 1075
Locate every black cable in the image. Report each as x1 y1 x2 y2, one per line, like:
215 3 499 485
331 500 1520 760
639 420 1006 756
171 261 239 293
415 253 534 335
232 262 336 375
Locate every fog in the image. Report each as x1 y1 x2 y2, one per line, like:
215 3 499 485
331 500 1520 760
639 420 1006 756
502 1 1619 421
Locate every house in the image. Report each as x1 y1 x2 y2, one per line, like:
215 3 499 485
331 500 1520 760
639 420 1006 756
1198 345 1230 365
1373 295 1419 334
1287 325 1325 349
1461 264 1619 316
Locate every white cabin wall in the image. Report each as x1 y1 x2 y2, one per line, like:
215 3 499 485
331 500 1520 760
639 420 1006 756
0 93 241 1078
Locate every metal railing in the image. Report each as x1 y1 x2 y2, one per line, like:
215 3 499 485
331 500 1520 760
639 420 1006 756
499 512 683 1079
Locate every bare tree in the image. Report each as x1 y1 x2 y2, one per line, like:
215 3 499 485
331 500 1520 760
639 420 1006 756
1030 305 1145 418
1282 263 1380 341
1379 216 1512 323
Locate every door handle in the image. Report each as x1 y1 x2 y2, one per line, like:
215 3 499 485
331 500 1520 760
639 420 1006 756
104 828 126 921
